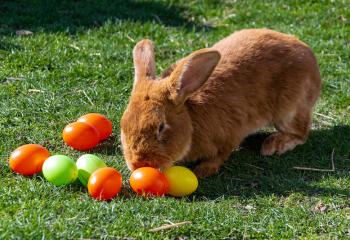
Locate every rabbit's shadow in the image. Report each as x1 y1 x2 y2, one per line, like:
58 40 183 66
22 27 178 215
191 125 350 200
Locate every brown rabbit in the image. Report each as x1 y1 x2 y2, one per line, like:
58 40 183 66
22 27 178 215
120 28 321 178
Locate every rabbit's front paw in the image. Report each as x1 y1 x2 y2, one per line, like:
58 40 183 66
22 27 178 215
261 132 304 156
194 160 221 178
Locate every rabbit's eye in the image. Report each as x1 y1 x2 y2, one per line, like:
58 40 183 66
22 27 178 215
158 122 165 133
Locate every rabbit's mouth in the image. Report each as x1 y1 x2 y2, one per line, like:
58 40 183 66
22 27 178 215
129 158 173 171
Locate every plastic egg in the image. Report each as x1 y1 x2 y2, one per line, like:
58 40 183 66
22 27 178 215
88 167 122 200
42 155 78 186
62 122 100 151
163 166 198 197
77 113 113 141
9 144 50 176
129 167 169 196
76 154 107 186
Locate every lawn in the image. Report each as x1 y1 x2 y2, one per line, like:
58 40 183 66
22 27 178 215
0 0 349 239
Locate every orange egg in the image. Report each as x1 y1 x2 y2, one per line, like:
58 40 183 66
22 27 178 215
62 122 100 151
129 167 169 196
77 113 112 141
88 167 122 200
9 144 51 175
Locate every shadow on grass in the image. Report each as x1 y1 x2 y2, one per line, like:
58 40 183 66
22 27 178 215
0 0 209 36
88 135 122 156
192 125 350 200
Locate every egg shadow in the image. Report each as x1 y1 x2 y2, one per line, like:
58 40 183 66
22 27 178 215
88 135 122 156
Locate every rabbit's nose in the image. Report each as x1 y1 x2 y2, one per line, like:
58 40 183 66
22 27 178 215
133 160 154 169
140 161 151 167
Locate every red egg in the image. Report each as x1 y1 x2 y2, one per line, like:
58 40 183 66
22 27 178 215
62 122 100 151
9 144 51 175
88 167 122 200
77 113 112 141
129 167 169 196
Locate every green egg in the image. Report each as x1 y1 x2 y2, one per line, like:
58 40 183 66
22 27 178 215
42 155 78 186
76 154 106 186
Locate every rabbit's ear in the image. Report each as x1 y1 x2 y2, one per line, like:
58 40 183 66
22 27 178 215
168 49 220 104
161 63 177 78
133 39 156 85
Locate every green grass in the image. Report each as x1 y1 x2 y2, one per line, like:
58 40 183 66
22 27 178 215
1 0 349 239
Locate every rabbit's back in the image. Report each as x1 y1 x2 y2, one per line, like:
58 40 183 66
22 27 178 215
190 29 321 118
185 29 321 163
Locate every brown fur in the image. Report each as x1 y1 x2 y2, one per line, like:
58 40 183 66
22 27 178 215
120 29 321 178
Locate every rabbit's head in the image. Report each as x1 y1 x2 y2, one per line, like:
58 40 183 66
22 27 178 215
120 39 220 171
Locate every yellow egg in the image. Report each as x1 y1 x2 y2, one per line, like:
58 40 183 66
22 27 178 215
163 166 198 197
